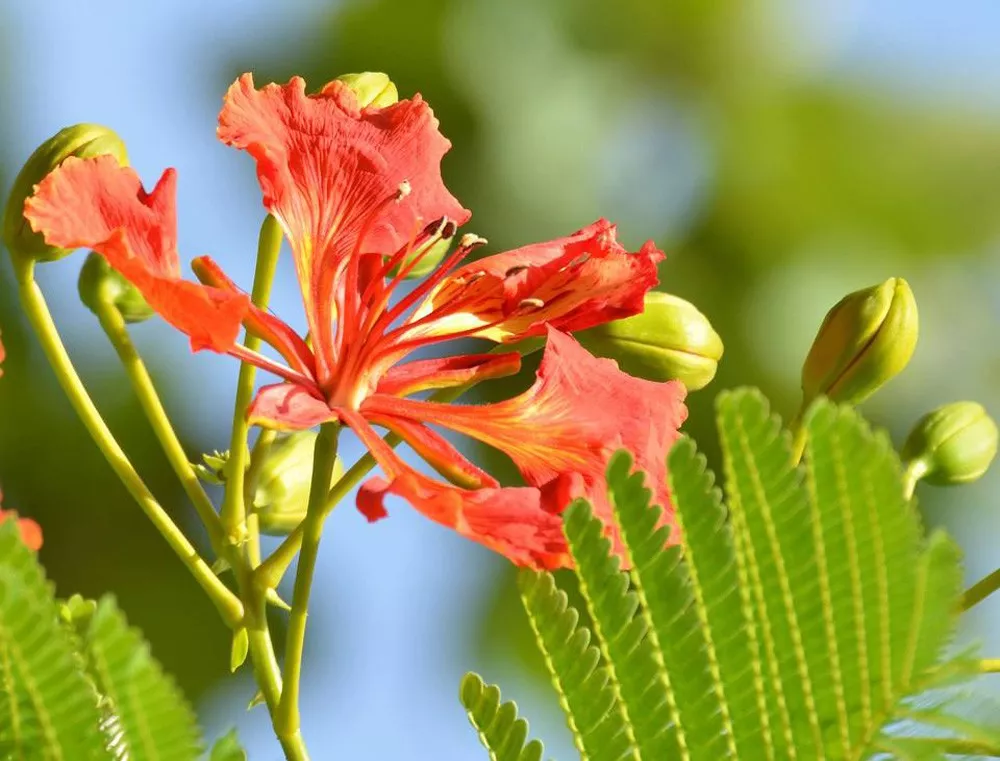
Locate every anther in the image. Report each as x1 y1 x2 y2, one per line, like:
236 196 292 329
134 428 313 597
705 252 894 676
518 297 544 310
458 233 487 249
505 265 528 278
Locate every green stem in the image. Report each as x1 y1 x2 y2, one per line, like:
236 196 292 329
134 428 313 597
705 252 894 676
214 216 302 758
221 214 283 545
12 256 243 626
962 567 1000 612
245 428 277 568
92 288 226 553
901 458 929 501
788 408 807 465
256 442 387 589
274 422 340 751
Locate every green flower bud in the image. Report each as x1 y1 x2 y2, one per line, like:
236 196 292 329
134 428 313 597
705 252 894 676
194 450 230 486
78 252 154 324
253 431 343 536
901 402 998 486
336 72 398 108
59 594 98 629
3 124 128 261
801 277 918 407
574 292 723 390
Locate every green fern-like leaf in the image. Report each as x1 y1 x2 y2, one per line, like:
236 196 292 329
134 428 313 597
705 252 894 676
562 495 678 760
209 728 247 761
465 390 995 760
517 569 632 760
460 673 545 761
715 390 972 758
78 596 202 761
0 521 110 760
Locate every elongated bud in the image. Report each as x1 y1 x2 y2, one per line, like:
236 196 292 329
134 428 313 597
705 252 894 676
801 277 917 408
253 431 343 536
901 402 998 486
78 252 154 324
573 292 723 390
3 124 128 261
335 72 398 108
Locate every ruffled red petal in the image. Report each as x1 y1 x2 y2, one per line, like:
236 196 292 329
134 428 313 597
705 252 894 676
247 382 336 430
340 407 569 569
24 156 248 353
192 255 316 376
362 328 687 551
217 74 470 382
405 219 663 344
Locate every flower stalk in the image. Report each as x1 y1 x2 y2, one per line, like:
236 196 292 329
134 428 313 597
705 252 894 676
91 280 226 552
275 422 341 751
11 255 244 627
221 213 283 551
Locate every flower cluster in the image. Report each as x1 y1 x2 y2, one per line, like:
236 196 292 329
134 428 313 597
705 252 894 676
23 73 687 568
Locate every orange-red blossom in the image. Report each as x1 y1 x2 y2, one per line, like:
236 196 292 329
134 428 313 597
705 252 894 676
24 74 686 569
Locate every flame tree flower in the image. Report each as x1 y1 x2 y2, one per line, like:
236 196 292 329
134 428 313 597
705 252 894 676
0 490 42 551
24 74 686 569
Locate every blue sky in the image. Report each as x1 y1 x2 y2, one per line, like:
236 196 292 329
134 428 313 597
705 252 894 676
4 1 1000 758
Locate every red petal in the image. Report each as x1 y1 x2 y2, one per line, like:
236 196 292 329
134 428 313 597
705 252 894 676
374 352 521 397
0 509 42 551
192 255 315 377
405 219 663 344
362 328 688 552
247 382 335 430
218 74 471 383
24 156 248 353
0 328 6 378
362 410 498 490
339 407 569 569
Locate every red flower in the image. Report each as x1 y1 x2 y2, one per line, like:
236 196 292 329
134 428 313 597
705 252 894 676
0 491 42 551
22 73 686 568
25 157 249 353
0 328 5 378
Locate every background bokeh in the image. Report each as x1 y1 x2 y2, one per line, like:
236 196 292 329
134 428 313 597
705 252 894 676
2 1 1000 758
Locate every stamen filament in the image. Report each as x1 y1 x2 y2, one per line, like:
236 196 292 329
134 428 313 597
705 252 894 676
228 344 320 392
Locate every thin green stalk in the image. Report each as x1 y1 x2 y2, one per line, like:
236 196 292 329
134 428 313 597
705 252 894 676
256 441 387 589
245 428 277 568
92 287 226 553
789 408 807 465
901 458 929 501
221 214 283 545
274 422 341 751
214 216 300 758
12 255 243 627
963 567 1000 612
